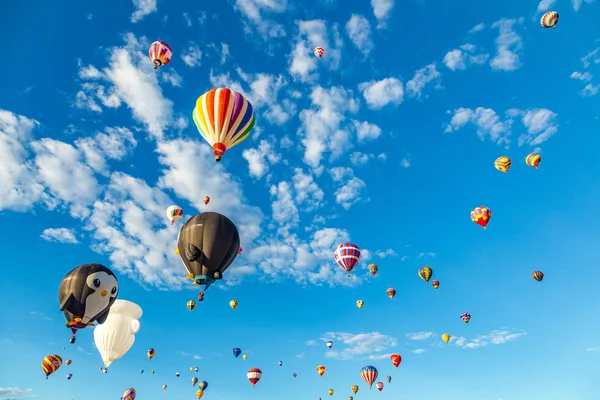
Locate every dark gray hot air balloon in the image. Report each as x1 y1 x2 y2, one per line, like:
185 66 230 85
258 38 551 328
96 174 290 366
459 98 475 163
177 212 240 300
58 264 118 343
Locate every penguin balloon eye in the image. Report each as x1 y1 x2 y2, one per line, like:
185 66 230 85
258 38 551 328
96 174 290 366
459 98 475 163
111 286 117 295
93 279 101 288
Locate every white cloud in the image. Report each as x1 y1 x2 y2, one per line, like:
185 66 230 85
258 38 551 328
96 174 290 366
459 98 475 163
345 14 374 56
417 251 436 258
350 151 372 165
444 107 514 146
292 168 324 211
320 331 397 360
353 120 382 142
490 18 524 71
406 63 441 98
412 348 427 354
183 12 192 26
571 71 593 81
581 48 599 68
375 248 397 258
400 157 411 168
537 0 556 12
0 387 35 398
40 228 79 244
29 311 52 321
161 70 183 87
233 0 287 39
573 0 596 11
371 0 395 28
75 127 137 176
131 0 157 23
443 44 489 71
580 83 600 96
518 108 559 146
181 43 202 67
288 20 343 83
407 331 434 340
306 339 318 346
358 78 404 109
270 181 300 235
328 167 366 210
452 329 526 349
468 23 485 33
242 139 282 179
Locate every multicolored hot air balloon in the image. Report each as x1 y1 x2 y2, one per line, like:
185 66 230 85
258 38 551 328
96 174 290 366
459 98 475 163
334 243 361 276
147 348 155 359
229 300 238 310
461 312 471 324
356 300 364 309
360 366 378 389
42 354 62 379
314 46 325 59
351 385 359 395
494 156 511 173
65 359 72 366
192 88 255 162
247 368 262 387
326 341 333 349
526 153 541 169
122 388 136 400
432 280 440 289
368 263 378 275
471 206 492 229
187 300 196 311
386 375 391 383
386 288 396 299
203 196 210 205
418 266 432 283
541 11 559 28
66 373 72 380
149 41 172 69
442 334 451 343
166 205 184 225
532 271 544 282
232 348 241 358
328 389 334 395
376 382 384 392
390 354 401 368
317 365 326 376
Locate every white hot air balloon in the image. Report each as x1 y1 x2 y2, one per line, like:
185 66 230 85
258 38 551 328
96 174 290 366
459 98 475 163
93 300 142 368
166 205 184 225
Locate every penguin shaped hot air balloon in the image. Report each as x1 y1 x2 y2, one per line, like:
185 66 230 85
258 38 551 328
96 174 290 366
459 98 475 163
177 212 240 299
58 264 118 343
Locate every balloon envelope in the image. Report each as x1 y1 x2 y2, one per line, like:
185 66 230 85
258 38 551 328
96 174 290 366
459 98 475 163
93 300 142 367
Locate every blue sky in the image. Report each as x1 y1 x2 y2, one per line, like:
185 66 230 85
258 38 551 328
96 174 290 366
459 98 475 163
1 0 600 399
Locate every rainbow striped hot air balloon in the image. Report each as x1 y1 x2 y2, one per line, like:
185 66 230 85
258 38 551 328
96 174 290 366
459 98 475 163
334 243 361 276
192 88 255 162
526 153 541 169
42 354 62 379
532 271 544 282
360 366 378 388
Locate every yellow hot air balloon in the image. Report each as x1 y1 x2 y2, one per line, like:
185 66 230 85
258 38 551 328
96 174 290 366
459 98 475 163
494 156 511 173
351 385 359 395
442 334 450 343
187 300 196 311
328 389 334 395
196 390 204 399
418 266 432 283
317 365 326 376
162 385 167 390
229 300 238 310
192 88 256 162
356 300 364 309
243 354 247 360
190 367 194 372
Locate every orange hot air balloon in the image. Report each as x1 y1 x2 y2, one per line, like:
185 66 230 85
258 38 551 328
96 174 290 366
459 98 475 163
203 196 210 205
432 280 440 289
42 354 63 379
389 354 401 368
317 365 326 376
471 206 491 229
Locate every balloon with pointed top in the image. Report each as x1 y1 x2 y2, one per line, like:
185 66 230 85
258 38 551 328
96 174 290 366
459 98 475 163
149 41 172 69
232 348 241 358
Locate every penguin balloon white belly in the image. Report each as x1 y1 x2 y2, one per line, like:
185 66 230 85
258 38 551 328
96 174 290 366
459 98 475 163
82 271 118 324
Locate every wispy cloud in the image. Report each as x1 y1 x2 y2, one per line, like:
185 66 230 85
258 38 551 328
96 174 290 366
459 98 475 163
40 228 79 244
407 331 434 340
0 387 35 398
412 348 427 354
317 331 397 360
451 329 526 349
29 311 51 321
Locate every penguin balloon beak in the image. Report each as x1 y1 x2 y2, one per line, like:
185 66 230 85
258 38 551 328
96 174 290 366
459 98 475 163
101 290 108 297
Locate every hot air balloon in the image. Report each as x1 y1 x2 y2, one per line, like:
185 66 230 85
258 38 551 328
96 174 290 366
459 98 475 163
102 368 107 373
65 359 72 366
386 288 396 299
178 212 240 298
238 247 243 254
334 243 361 276
176 372 180 377
196 390 204 399
279 361 283 366
418 266 432 283
432 280 440 289
232 348 242 358
243 354 247 360
162 385 167 390
147 348 155 359
541 11 559 28
94 300 142 368
526 153 541 169
247 368 262 387
368 263 378 275
356 300 364 309
442 334 450 343
494 156 511 173
203 196 210 205
328 389 334 395
66 373 72 380
360 366 378 389
314 46 325 58
149 41 172 69
376 382 384 392
152 370 155 374
192 88 255 162
461 312 471 324
317 365 326 376
230 300 238 310
140 370 144 373
390 354 401 368
351 385 359 395
187 300 196 311
58 263 118 343
199 381 208 391
386 375 391 383
195 367 199 372
326 340 333 349
349 397 353 400
190 367 194 372
471 206 491 229
166 205 184 225
532 271 544 282
42 354 62 379
122 388 136 400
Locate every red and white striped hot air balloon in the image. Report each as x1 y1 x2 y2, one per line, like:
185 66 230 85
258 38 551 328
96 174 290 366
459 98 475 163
247 368 262 387
334 243 361 276
360 366 378 389
314 46 325 59
541 11 559 28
